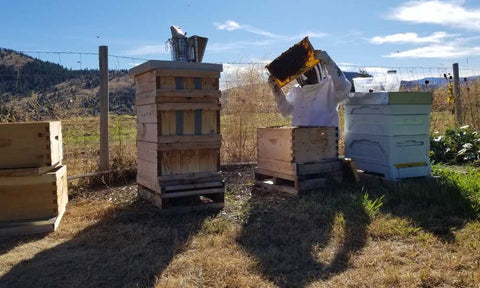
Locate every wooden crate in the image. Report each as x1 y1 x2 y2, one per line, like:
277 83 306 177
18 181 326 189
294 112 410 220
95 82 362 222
256 126 340 195
0 165 68 222
131 61 224 210
257 126 338 164
0 121 63 169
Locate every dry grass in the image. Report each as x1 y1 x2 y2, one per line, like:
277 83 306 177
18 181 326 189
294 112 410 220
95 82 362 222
1 165 479 287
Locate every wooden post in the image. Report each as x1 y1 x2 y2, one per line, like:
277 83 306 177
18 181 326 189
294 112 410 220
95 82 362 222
453 63 462 125
99 46 109 171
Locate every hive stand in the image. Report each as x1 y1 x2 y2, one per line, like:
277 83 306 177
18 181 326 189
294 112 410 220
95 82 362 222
130 61 224 210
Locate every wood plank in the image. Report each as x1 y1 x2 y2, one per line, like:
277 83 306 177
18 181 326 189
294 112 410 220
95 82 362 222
158 76 175 89
134 71 156 94
292 127 338 163
257 157 296 175
135 90 219 106
163 181 224 192
0 121 63 169
136 123 159 142
155 69 220 79
183 110 195 135
136 158 159 192
0 164 61 177
158 134 222 144
202 78 219 90
136 141 158 161
295 160 341 175
136 104 159 123
257 127 293 162
156 89 220 98
0 165 67 222
158 171 221 182
199 149 219 172
157 141 221 151
160 111 177 136
161 188 224 199
156 103 220 111
202 110 218 134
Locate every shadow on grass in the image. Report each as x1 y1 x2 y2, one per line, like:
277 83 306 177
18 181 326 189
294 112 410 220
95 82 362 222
361 167 480 243
0 200 217 288
237 185 370 288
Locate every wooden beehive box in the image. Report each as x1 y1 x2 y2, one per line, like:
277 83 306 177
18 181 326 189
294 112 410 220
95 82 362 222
0 165 68 222
256 126 341 195
0 121 63 169
257 126 338 163
130 61 224 209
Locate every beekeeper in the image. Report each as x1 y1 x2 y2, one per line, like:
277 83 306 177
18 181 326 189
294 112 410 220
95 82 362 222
268 50 351 127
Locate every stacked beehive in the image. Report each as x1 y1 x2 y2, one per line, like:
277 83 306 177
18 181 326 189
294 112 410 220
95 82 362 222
344 92 432 180
255 126 342 195
130 60 224 210
0 121 68 235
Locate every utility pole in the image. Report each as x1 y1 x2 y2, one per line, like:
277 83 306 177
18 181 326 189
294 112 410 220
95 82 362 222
452 63 462 125
99 46 109 171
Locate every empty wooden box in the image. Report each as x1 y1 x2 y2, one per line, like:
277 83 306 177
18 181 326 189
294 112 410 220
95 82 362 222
0 121 63 169
0 165 68 223
130 61 224 210
256 126 341 195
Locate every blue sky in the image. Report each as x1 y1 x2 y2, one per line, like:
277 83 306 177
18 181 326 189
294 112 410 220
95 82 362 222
2 0 480 71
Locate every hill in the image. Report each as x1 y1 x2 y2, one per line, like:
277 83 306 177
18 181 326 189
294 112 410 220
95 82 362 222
0 48 135 121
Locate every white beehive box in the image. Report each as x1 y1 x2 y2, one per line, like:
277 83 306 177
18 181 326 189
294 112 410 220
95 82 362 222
344 92 432 180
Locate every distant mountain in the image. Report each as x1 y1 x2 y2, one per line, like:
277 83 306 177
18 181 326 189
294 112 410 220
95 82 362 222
0 48 135 121
400 76 480 90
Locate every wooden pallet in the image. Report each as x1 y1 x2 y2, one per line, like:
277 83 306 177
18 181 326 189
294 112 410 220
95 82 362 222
254 161 343 196
138 183 224 212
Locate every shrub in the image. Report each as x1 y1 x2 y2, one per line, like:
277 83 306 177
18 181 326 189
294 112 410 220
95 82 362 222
430 125 480 164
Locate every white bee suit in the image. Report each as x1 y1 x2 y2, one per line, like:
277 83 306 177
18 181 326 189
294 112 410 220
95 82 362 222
275 68 351 127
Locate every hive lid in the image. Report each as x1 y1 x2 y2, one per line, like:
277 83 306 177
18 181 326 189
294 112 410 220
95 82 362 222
129 60 223 76
344 92 433 105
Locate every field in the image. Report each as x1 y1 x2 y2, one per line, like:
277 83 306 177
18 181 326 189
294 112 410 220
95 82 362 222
1 164 479 287
2 63 480 287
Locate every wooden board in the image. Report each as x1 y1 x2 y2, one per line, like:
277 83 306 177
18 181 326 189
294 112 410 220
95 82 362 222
0 121 63 169
134 70 156 94
136 158 159 192
135 90 219 106
0 165 68 222
160 149 219 175
0 165 60 177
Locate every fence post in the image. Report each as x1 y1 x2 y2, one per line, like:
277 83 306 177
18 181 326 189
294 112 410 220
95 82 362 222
99 46 109 171
452 63 462 125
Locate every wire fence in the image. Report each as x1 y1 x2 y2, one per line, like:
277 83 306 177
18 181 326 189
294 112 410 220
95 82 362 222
2 49 480 182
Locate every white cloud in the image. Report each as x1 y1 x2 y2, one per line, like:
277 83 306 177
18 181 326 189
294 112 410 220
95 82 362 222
214 20 326 41
124 45 168 56
390 0 480 31
385 44 480 58
370 31 452 44
215 20 281 38
214 20 241 31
